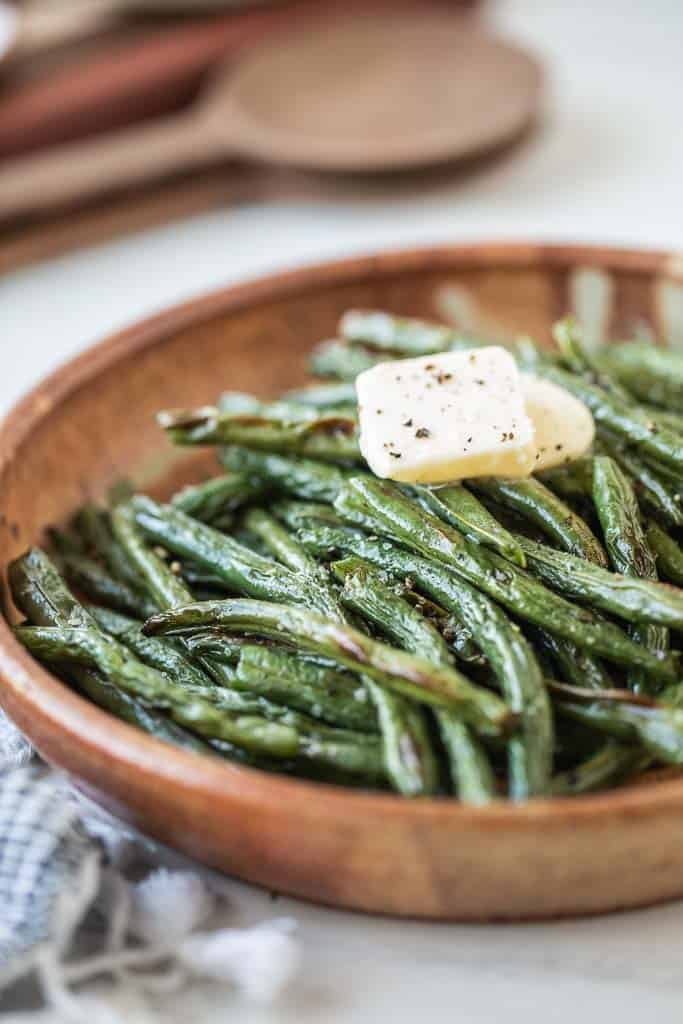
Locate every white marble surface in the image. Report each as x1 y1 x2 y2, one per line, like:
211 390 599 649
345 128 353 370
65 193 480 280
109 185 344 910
2 1 683 1020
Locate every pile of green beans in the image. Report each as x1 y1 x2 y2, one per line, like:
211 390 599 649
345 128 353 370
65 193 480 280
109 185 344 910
8 311 683 803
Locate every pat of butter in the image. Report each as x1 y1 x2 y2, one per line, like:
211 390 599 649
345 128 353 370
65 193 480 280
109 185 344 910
522 374 595 472
356 347 536 484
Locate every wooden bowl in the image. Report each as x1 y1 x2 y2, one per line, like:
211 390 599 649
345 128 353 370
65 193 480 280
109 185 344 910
2 242 683 921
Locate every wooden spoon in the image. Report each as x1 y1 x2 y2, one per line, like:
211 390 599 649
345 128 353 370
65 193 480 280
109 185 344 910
0 9 542 221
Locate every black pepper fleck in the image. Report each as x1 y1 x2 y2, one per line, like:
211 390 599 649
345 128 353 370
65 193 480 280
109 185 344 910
415 427 431 439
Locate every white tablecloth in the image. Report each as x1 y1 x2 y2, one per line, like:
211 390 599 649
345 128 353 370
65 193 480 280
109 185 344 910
2 1 683 1020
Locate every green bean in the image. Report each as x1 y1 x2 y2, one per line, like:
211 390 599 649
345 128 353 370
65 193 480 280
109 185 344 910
175 631 253 665
283 382 357 409
470 476 608 566
592 455 668 690
592 456 657 578
143 598 516 736
558 700 683 765
647 522 683 587
276 507 482 665
74 502 114 557
538 458 594 504
516 534 683 630
332 556 450 795
46 525 85 557
218 391 264 414
177 562 230 593
8 549 213 754
435 713 498 804
188 684 383 778
9 547 95 629
93 517 258 694
329 478 679 681
642 407 683 436
130 495 346 622
115 500 345 702
15 623 301 758
73 503 143 589
333 558 453 665
534 630 614 691
171 473 264 523
89 606 218 695
107 478 135 508
363 680 440 796
60 553 158 619
242 507 326 578
639 452 683 495
272 499 346 531
87 605 143 635
40 620 384 779
411 483 525 566
333 557 497 801
535 364 683 474
112 502 193 611
220 447 352 503
68 666 216 755
329 548 549 798
300 521 679 684
235 645 377 733
159 406 360 463
551 741 649 796
340 310 479 356
596 341 683 411
553 317 634 404
308 339 386 379
598 439 683 528
18 600 384 778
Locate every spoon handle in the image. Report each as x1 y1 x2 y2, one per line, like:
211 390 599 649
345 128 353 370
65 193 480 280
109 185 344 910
0 112 224 222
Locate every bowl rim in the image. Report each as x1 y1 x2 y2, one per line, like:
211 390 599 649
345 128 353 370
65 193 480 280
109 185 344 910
2 239 682 828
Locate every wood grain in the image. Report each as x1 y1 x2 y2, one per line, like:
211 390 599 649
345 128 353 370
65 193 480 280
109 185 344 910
1 242 679 921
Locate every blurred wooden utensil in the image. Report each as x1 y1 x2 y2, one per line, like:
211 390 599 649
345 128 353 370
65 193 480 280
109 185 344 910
0 9 541 222
0 0 387 160
0 0 275 60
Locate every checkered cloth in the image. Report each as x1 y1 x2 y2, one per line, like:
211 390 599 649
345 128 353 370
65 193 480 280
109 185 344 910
0 710 300 1014
0 764 100 987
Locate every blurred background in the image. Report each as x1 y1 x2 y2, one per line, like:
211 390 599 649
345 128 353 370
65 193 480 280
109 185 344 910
0 0 682 398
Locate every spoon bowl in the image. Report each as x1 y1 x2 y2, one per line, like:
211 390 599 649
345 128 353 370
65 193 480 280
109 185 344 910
214 11 542 172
